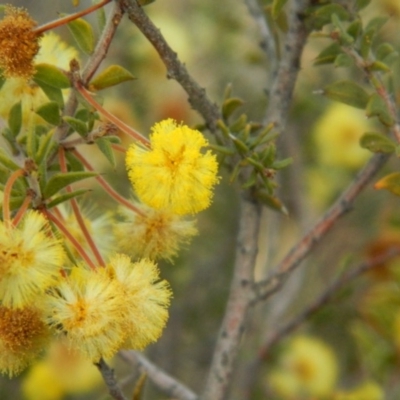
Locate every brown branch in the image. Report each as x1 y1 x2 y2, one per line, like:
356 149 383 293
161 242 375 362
253 153 390 303
95 358 128 400
200 198 262 400
241 247 400 399
118 0 221 132
119 350 198 400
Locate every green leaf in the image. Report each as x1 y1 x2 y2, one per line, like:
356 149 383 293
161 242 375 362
271 157 293 169
34 80 64 107
306 4 350 30
35 102 61 126
255 190 288 214
314 43 342 65
323 80 369 109
376 43 395 61
47 189 89 209
65 151 84 171
347 20 362 40
365 93 394 126
33 63 71 89
63 116 88 137
271 0 288 19
360 17 388 59
43 171 97 198
95 137 116 167
355 0 371 11
222 97 244 120
334 53 354 68
8 102 22 137
89 65 136 91
0 148 20 170
375 172 400 196
359 132 395 154
67 17 95 54
35 130 58 165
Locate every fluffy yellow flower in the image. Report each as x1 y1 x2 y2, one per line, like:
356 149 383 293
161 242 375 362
126 119 219 215
0 6 40 80
115 203 198 261
268 335 338 399
313 103 372 169
0 210 65 308
44 267 126 362
0 305 50 377
105 254 172 349
0 32 78 125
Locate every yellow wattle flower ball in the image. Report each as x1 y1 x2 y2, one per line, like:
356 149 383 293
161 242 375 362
0 305 50 377
104 254 172 350
268 335 338 399
44 266 126 362
0 210 65 309
126 119 219 215
115 202 198 261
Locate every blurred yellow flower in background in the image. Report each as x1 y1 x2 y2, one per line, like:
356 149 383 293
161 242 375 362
313 103 371 169
268 335 338 399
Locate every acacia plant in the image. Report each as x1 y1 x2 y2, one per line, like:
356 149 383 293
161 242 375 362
0 0 400 399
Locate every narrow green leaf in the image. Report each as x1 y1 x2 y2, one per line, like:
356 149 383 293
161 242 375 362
63 116 88 137
334 54 354 68
323 80 369 109
366 93 394 126
355 0 371 11
47 189 89 209
255 190 288 214
272 157 293 169
347 20 362 40
35 102 61 126
8 102 22 137
35 130 57 165
33 63 71 89
67 17 95 54
314 43 342 65
0 148 20 170
89 65 136 91
222 97 244 120
95 137 116 167
65 151 84 171
230 114 247 133
43 171 97 198
359 132 395 153
271 0 288 19
34 80 64 107
375 172 400 196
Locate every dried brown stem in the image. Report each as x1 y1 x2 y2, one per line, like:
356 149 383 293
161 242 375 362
95 358 128 400
118 0 221 132
119 350 198 400
253 153 390 302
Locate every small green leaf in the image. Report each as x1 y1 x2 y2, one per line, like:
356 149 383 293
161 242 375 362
314 43 342 65
375 172 400 196
34 63 71 89
8 102 22 137
347 20 362 40
334 53 354 68
47 189 89 209
95 137 116 167
63 116 88 137
67 17 95 54
35 130 58 165
222 97 244 120
271 157 293 169
359 132 395 154
255 190 288 214
306 4 350 30
0 148 20 170
65 151 84 171
230 114 248 133
34 80 64 107
35 102 61 126
271 0 288 19
376 43 395 61
366 93 394 126
360 17 388 59
43 171 97 198
89 65 136 91
355 0 371 11
323 80 369 109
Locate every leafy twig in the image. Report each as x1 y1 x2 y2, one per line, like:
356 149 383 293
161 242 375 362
118 0 221 132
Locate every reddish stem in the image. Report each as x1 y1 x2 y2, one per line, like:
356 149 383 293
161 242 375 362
12 195 32 227
71 149 145 216
58 147 105 267
75 83 150 148
34 0 112 35
3 169 26 229
44 209 96 270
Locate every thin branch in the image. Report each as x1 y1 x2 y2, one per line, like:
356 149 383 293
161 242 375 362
118 0 221 132
95 358 128 400
119 350 198 400
253 153 390 303
201 198 262 400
